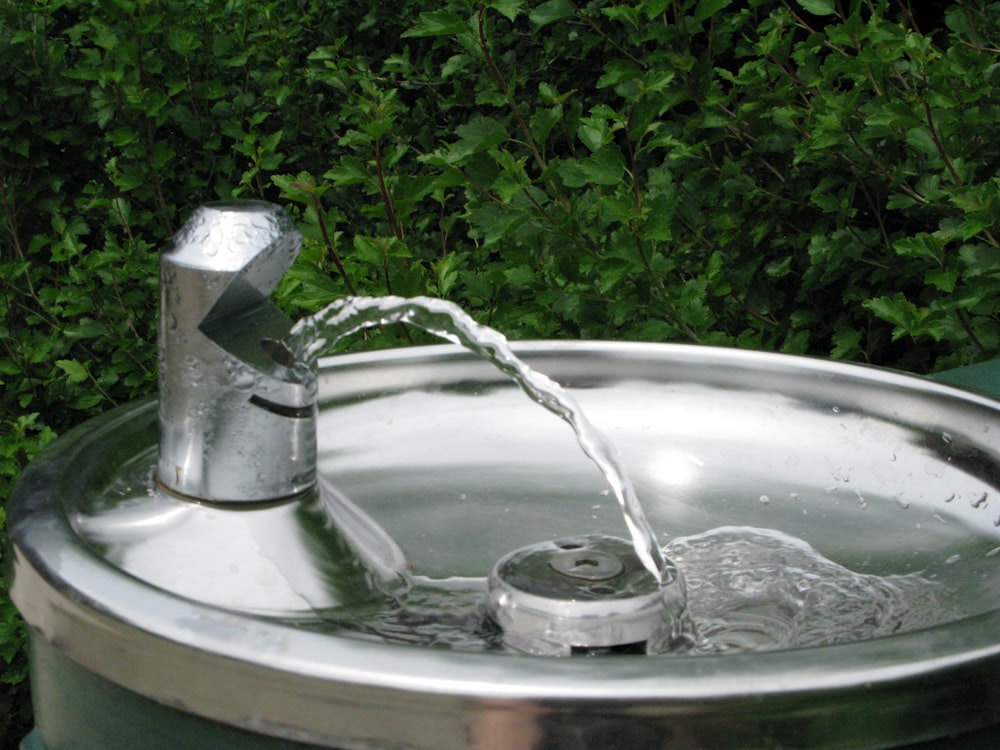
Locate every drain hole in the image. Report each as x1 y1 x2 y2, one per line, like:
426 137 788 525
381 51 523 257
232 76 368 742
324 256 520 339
574 557 600 568
557 541 585 550
571 641 647 656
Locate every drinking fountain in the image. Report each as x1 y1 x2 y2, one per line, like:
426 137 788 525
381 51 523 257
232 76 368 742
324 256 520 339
10 201 1000 749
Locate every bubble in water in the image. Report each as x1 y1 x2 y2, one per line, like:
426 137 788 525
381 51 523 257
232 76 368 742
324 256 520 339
227 364 256 391
832 468 851 483
759 495 770 505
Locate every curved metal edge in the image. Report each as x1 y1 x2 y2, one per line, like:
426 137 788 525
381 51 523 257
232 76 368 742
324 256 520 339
10 343 1000 749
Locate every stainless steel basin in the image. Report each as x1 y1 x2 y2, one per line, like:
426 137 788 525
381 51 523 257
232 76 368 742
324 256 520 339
11 341 1000 749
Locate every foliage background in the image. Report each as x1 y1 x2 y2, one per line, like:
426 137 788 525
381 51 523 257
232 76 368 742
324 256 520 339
2 0 998 744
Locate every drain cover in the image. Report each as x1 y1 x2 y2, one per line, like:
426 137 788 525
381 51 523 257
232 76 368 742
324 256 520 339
486 534 689 656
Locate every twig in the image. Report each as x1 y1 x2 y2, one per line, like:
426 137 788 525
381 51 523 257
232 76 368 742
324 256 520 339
956 308 986 354
477 2 549 175
312 194 357 295
921 95 963 187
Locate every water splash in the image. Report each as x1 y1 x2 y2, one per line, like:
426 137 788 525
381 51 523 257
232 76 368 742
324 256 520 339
668 527 961 653
285 295 668 582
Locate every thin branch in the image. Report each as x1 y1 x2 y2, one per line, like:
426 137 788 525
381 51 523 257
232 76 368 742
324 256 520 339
956 308 986 354
374 136 404 241
729 292 779 326
921 96 963 187
477 2 549 175
312 194 356 295
846 132 928 203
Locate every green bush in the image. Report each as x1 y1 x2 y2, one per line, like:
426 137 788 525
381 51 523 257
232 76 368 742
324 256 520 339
2 0 999 744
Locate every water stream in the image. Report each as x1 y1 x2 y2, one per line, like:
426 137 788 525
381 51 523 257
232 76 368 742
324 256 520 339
285 295 668 582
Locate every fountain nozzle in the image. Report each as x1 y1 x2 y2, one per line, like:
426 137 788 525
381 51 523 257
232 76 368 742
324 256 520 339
158 201 316 503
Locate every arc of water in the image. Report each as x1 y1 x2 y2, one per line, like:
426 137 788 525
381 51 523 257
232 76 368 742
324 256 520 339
285 295 668 583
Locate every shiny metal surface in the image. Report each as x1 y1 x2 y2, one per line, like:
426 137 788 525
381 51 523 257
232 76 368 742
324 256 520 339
158 201 315 502
486 534 689 656
10 342 1000 749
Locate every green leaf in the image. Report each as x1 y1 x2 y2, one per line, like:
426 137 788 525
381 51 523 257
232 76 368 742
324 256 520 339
449 117 509 162
402 10 467 38
529 0 575 27
601 4 640 28
694 0 733 23
905 128 939 156
55 359 89 384
863 293 945 342
578 124 606 153
489 0 523 22
433 254 464 296
893 234 944 263
925 269 958 293
441 54 473 79
887 193 920 210
558 145 626 187
831 328 863 359
598 60 642 91
796 0 835 15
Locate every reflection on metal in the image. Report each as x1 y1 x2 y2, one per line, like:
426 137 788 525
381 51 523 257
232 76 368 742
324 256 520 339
487 534 690 656
158 201 315 503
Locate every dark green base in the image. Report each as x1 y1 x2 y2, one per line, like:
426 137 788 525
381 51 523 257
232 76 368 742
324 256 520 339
25 635 328 750
931 358 1000 396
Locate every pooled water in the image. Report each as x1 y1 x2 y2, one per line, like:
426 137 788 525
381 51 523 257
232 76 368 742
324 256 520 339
298 524 960 655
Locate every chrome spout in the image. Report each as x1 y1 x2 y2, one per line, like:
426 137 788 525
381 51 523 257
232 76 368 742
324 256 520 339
158 201 316 502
